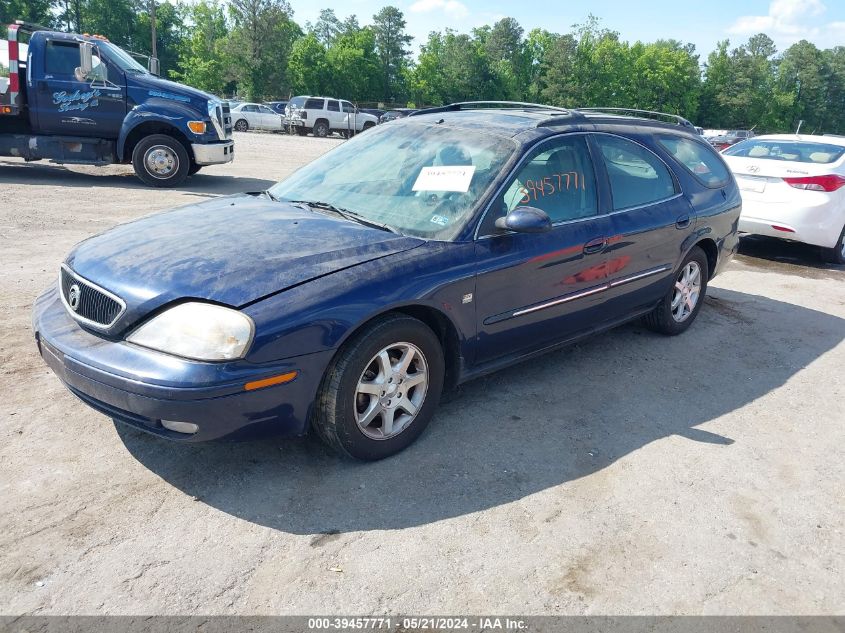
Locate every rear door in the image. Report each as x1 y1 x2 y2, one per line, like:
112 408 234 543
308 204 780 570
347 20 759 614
591 133 693 319
473 134 614 364
258 105 278 129
32 39 126 137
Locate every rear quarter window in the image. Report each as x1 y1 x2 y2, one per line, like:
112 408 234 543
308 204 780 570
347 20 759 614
658 136 731 188
305 98 325 110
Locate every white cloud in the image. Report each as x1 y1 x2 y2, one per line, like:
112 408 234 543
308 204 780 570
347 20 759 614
408 0 470 20
727 0 842 49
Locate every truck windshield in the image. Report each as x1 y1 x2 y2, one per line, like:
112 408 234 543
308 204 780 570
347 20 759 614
98 41 147 73
268 122 517 240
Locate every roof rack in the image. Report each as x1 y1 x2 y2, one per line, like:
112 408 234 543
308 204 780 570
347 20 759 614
576 108 695 129
409 101 574 117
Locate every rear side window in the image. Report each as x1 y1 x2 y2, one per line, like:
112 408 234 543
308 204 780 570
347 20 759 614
658 136 731 188
305 98 325 110
595 135 677 210
327 100 339 112
724 140 845 164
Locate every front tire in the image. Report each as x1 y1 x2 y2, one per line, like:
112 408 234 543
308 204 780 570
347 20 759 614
313 314 445 460
821 225 845 265
132 134 190 188
644 246 709 335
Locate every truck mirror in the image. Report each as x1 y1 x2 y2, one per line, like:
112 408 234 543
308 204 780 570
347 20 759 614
148 57 160 76
76 42 94 82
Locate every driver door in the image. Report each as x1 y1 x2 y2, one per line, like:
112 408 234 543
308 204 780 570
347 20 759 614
473 134 614 364
32 39 125 137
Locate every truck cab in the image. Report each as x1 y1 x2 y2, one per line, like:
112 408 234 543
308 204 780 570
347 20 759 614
1 22 233 187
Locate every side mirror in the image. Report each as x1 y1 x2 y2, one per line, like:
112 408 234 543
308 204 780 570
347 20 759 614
75 42 94 81
148 57 160 76
494 206 552 233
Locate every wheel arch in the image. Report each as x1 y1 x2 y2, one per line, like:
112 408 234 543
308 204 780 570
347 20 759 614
331 304 463 391
120 120 193 164
692 237 718 279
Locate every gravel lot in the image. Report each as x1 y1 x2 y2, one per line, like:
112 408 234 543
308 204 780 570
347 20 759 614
1 131 843 615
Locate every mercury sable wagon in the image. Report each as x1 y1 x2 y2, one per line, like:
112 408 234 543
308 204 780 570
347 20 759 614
33 102 741 460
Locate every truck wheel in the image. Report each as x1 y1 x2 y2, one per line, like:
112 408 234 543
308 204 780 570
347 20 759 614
234 119 249 132
132 134 190 188
313 120 330 138
188 163 202 176
363 122 375 131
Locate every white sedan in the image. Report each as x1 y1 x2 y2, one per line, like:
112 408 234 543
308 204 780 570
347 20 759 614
230 102 284 132
722 134 845 264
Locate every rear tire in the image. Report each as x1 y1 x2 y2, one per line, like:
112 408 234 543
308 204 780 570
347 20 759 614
131 134 190 188
313 120 330 138
234 119 249 132
644 246 709 336
821 225 845 265
313 314 445 460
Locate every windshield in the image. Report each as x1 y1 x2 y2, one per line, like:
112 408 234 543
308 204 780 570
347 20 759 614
724 140 845 164
98 41 147 73
268 122 517 240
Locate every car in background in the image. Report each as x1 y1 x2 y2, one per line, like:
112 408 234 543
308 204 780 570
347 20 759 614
288 97 379 137
230 102 284 132
380 108 418 123
284 95 308 131
722 134 845 264
710 129 756 151
359 108 385 119
264 101 288 114
33 102 740 460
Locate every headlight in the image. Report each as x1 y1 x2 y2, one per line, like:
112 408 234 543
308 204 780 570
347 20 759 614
126 302 254 361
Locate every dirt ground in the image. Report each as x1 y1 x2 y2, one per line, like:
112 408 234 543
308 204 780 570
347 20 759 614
0 132 843 615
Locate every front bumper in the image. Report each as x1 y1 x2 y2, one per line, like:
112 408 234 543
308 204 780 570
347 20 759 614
33 286 332 442
191 140 234 166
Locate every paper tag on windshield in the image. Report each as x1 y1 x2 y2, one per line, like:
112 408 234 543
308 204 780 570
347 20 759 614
412 166 476 193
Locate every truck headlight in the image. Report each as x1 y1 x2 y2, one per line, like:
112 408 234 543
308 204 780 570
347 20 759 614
126 302 254 361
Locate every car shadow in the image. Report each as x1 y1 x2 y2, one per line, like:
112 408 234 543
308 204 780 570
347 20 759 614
0 159 276 195
738 235 843 271
116 287 844 534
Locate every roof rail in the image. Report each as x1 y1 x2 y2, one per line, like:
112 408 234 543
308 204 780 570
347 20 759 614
409 101 573 116
576 107 695 129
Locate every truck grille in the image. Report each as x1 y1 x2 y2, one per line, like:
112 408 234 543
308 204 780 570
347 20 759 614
60 265 125 329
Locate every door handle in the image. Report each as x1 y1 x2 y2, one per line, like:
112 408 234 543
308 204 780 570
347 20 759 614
676 215 691 229
583 237 607 254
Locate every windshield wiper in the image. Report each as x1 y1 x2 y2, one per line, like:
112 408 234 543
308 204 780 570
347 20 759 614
263 190 282 203
287 200 400 234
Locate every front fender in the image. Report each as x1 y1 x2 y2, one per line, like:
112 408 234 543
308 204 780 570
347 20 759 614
117 98 210 159
242 242 478 366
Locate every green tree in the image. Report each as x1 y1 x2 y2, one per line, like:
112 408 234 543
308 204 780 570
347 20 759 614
287 32 328 95
1 0 57 27
325 26 381 101
227 0 301 99
776 40 829 133
308 8 341 46
172 0 230 94
372 6 412 101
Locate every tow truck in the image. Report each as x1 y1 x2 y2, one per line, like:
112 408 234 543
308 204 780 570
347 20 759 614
0 21 233 187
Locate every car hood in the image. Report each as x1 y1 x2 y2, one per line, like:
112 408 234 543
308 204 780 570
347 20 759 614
65 194 424 330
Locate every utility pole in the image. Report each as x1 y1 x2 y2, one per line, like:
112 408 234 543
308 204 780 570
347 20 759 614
150 0 157 59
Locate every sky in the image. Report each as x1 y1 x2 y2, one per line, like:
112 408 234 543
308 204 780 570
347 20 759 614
288 0 845 58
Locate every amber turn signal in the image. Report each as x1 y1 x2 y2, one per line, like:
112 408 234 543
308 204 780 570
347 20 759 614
244 371 299 391
187 121 206 134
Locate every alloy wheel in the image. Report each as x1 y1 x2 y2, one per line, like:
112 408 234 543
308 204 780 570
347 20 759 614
354 342 428 440
671 261 702 322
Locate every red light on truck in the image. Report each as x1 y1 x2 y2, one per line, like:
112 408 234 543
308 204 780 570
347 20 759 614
783 174 845 192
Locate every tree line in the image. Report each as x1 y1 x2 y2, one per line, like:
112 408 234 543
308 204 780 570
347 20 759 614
3 0 844 134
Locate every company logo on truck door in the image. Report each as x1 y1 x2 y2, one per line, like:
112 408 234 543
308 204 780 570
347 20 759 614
52 89 101 112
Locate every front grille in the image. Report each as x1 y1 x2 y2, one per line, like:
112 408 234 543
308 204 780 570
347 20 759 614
60 266 125 329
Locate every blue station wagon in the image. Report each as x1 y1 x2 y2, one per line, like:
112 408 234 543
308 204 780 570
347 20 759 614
33 103 741 460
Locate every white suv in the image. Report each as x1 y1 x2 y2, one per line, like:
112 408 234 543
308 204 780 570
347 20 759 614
289 96 378 137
